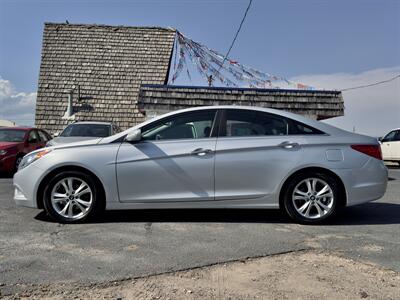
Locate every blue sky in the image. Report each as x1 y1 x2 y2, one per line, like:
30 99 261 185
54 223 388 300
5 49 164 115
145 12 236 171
0 0 399 135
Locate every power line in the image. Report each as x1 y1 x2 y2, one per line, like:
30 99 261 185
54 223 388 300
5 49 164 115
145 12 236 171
218 0 253 72
340 74 400 92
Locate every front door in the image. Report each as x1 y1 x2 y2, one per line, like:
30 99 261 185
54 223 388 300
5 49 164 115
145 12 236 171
116 109 218 202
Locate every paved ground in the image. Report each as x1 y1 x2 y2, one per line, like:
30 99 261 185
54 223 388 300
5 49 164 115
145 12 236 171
0 166 399 294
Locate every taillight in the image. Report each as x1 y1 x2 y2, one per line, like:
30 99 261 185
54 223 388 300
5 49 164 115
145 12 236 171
351 145 382 160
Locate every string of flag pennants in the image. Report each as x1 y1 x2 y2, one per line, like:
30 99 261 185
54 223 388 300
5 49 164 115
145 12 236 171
170 31 314 90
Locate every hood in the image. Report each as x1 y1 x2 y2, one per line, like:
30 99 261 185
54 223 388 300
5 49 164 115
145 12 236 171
48 136 100 146
50 137 103 150
0 141 20 149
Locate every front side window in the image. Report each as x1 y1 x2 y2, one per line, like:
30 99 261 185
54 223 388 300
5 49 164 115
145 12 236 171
37 130 49 142
394 130 400 141
223 110 288 137
61 124 111 138
28 130 39 143
142 110 217 141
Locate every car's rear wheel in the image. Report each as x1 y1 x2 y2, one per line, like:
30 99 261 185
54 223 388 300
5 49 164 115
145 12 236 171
283 172 339 224
43 171 103 223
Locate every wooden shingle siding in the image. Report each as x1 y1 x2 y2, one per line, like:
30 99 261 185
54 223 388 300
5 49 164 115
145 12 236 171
35 23 176 133
139 85 344 120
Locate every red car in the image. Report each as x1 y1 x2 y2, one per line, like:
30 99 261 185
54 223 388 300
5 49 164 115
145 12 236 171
0 127 51 173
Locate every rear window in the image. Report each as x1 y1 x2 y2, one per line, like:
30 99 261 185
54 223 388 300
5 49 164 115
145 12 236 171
61 124 111 138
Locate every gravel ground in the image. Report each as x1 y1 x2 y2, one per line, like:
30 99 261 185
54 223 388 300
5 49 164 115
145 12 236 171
2 250 399 300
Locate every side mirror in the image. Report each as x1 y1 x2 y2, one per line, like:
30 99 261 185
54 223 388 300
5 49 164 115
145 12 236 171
125 129 142 143
53 132 60 137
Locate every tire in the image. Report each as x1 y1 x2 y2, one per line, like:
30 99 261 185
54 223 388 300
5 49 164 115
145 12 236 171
14 155 23 172
43 171 104 223
282 172 340 224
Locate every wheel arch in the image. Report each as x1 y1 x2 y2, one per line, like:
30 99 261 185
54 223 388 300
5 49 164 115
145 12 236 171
278 166 347 209
36 165 106 209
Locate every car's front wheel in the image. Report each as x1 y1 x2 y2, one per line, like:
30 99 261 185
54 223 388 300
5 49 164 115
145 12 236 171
282 172 340 224
43 171 103 223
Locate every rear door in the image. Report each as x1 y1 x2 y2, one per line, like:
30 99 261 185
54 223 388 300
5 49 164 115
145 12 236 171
214 109 308 204
116 109 219 202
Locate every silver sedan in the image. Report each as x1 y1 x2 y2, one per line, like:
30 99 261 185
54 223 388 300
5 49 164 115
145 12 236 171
14 106 388 224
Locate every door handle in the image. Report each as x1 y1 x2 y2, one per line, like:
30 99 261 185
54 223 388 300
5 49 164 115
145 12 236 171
191 148 213 156
279 141 300 149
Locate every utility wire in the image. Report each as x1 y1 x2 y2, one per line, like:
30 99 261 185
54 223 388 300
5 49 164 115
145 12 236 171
218 0 253 72
340 74 400 92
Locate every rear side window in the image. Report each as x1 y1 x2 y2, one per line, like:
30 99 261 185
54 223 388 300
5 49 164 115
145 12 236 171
222 109 324 137
288 120 324 135
223 110 288 137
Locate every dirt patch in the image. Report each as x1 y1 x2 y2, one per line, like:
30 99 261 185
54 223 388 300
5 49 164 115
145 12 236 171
2 250 399 299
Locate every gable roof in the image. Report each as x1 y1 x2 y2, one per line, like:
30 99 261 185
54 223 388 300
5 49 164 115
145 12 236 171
35 23 176 133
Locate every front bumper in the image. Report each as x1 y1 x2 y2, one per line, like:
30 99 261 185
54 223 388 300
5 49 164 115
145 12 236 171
0 155 16 173
13 165 45 208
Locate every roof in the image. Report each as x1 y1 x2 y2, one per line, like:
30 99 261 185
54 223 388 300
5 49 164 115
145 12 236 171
102 104 349 144
0 127 34 130
68 121 113 125
138 85 344 120
35 23 176 133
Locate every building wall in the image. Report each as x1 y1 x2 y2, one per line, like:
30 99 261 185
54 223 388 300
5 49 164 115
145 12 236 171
35 23 176 134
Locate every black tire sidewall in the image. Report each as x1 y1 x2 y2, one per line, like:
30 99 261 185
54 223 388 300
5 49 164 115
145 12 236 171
43 171 101 223
283 172 339 224
14 155 23 173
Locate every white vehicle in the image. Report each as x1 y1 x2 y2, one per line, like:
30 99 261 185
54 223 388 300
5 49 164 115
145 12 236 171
380 128 400 165
46 121 120 147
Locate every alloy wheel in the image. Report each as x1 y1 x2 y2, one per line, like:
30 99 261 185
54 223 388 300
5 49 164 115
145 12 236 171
292 177 334 220
50 177 93 220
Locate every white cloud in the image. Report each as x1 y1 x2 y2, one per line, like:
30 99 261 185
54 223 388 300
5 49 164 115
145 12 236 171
0 76 36 126
292 67 400 137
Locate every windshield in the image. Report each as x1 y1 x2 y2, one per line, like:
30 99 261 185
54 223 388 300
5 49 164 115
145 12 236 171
60 124 111 138
0 129 26 142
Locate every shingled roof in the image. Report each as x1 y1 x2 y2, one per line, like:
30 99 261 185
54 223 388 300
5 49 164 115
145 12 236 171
35 23 176 133
139 85 344 120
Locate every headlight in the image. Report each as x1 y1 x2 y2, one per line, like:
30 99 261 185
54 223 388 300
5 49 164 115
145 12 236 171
0 150 7 156
18 149 52 170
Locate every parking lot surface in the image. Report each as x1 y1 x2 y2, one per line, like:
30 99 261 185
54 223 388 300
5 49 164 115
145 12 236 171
0 167 399 292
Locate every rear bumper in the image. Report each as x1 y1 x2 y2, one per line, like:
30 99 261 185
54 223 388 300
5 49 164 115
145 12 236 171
335 158 388 206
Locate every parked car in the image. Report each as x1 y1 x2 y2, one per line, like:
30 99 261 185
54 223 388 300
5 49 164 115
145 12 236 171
0 127 51 173
46 121 120 146
14 106 387 224
380 128 400 165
